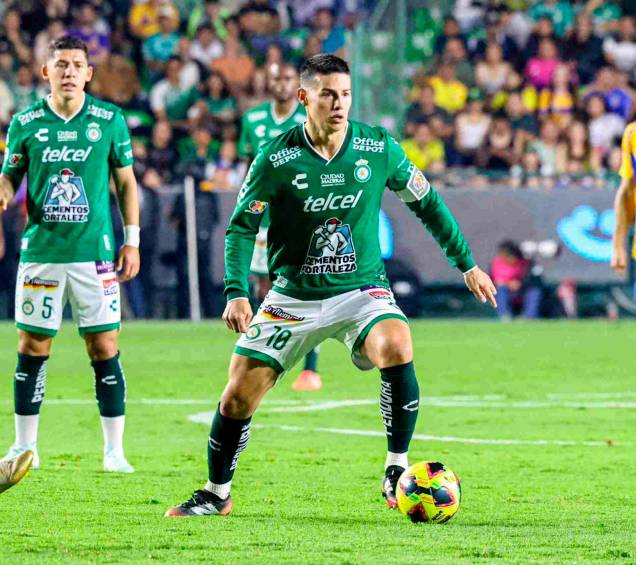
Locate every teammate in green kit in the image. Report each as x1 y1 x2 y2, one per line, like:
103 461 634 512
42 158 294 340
238 62 323 391
0 37 140 473
166 54 496 517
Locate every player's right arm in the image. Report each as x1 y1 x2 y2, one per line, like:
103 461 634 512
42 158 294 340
611 124 636 275
223 150 273 332
0 116 28 212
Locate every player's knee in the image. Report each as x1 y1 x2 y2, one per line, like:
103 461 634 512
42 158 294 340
371 334 413 368
18 331 52 356
220 389 258 419
85 333 118 361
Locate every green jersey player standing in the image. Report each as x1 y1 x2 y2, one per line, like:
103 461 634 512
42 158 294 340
0 37 140 473
166 54 496 517
238 62 323 392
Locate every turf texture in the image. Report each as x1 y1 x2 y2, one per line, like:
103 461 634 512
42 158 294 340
0 321 635 564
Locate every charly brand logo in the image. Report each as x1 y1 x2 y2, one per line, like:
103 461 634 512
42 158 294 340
302 217 357 275
42 168 90 223
292 173 308 190
353 159 372 183
35 128 49 142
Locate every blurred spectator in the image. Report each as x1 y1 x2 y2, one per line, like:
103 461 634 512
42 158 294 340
556 119 600 174
505 91 538 156
187 0 230 40
536 64 575 128
475 43 513 96
564 15 604 85
442 38 474 87
142 6 182 79
528 119 560 175
148 120 178 184
300 33 323 65
239 66 269 113
525 16 560 58
288 1 338 28
90 52 141 105
434 16 466 55
586 93 625 156
477 116 516 171
524 38 560 89
190 24 223 68
188 71 238 130
400 123 445 173
175 37 201 89
584 0 623 35
491 240 542 320
603 16 636 76
33 18 66 66
0 76 13 127
404 84 454 139
454 89 491 166
583 67 633 122
0 8 32 64
129 0 180 40
429 62 468 114
9 65 42 112
210 36 256 96
312 8 346 57
527 0 574 38
471 8 520 63
69 3 110 65
149 56 198 124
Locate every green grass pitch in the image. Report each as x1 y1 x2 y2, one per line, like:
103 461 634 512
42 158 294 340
1 321 635 563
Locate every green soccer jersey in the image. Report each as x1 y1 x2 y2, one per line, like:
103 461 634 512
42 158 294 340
1 94 134 263
237 101 306 161
225 120 475 301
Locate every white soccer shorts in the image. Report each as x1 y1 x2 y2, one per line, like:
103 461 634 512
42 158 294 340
249 226 269 276
14 261 121 337
235 286 408 374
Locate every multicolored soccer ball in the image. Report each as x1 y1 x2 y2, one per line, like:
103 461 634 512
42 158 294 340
396 461 461 523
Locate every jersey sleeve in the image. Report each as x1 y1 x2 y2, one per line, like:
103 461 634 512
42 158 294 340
385 133 475 273
1 116 28 187
224 149 274 300
619 123 636 180
237 114 253 160
108 111 134 169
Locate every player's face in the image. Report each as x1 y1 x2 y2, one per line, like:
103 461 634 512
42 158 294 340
43 49 92 101
269 66 299 103
299 72 352 132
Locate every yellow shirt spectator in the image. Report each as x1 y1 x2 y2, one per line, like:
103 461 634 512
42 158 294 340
619 121 636 180
400 138 445 171
129 1 180 39
428 76 468 114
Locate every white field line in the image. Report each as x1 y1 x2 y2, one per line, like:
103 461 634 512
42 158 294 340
3 395 636 409
186 413 626 448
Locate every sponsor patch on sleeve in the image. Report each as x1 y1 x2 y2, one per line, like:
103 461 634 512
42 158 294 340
396 164 430 203
246 200 269 214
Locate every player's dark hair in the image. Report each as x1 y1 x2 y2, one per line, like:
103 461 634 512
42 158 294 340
300 54 349 85
47 36 89 60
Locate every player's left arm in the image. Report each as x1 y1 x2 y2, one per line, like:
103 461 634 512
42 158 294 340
385 134 496 307
112 165 141 282
109 110 140 282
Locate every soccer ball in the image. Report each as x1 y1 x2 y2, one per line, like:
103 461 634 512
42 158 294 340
396 461 461 523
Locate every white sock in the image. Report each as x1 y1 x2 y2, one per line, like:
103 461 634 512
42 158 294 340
385 451 408 470
205 480 231 499
101 416 125 454
15 414 39 447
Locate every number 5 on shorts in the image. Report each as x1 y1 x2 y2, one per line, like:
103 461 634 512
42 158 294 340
42 296 53 319
266 325 291 350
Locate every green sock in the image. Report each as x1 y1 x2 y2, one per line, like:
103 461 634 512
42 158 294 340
303 347 319 372
92 352 126 417
208 404 252 484
379 362 419 453
14 353 49 416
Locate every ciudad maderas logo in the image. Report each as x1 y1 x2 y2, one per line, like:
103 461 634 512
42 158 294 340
43 168 90 223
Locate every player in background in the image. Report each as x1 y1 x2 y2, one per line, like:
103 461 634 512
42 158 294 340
238 62 323 391
166 54 496 517
611 121 636 277
0 450 33 494
0 37 140 473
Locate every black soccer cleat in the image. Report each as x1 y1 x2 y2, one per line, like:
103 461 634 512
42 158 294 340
382 465 405 509
165 489 233 517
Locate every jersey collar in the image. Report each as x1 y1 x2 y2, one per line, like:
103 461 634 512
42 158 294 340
270 100 299 125
302 121 350 165
46 93 88 124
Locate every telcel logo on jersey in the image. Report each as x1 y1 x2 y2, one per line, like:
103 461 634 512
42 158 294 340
303 190 362 212
302 217 357 275
42 168 90 223
42 146 93 163
353 137 385 152
269 146 302 168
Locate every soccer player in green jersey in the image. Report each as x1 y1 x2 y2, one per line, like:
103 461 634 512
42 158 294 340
0 37 140 473
166 54 496 517
238 62 323 391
